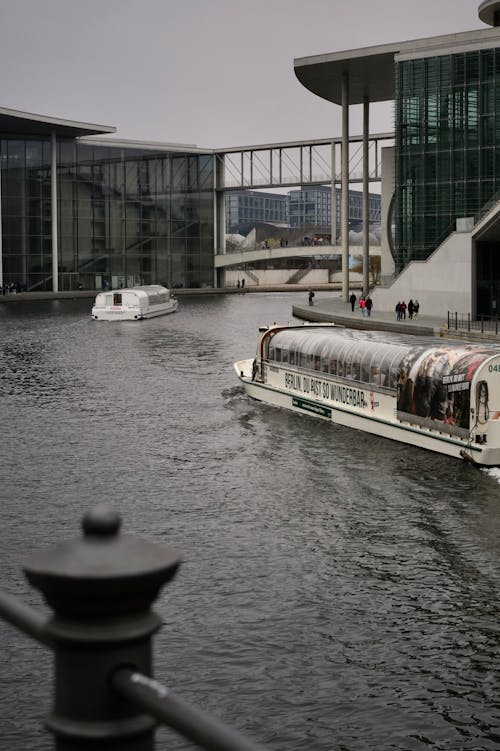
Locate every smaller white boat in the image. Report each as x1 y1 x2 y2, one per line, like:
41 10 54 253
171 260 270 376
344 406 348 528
91 285 178 321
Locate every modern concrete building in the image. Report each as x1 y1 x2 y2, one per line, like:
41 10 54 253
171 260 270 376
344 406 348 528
294 0 500 316
0 108 215 292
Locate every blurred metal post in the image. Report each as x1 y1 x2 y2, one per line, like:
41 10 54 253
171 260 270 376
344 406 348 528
23 505 181 750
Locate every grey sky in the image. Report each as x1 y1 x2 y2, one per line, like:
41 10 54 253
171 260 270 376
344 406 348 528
0 0 485 148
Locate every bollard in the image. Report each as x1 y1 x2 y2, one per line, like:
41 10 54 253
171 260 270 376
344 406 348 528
23 504 181 750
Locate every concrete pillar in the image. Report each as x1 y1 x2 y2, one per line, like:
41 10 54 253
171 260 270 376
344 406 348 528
362 96 370 295
214 154 226 286
51 131 59 292
341 72 350 302
331 141 337 246
0 142 3 289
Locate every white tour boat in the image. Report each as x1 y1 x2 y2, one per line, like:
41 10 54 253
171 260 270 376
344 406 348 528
234 323 500 466
91 285 178 320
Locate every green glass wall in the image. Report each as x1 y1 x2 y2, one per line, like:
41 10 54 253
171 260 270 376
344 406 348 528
0 138 215 290
395 48 500 271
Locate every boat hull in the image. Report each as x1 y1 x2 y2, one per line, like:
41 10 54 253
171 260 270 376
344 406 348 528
234 359 500 466
91 300 178 320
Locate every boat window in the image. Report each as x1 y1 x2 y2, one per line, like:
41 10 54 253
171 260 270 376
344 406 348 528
344 346 361 381
113 293 122 306
281 347 289 364
289 349 296 365
360 349 373 383
299 350 313 369
334 341 351 377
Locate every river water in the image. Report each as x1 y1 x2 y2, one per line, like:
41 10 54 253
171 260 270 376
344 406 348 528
1 291 500 751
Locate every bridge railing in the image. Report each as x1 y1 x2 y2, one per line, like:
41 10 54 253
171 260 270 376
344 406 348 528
0 505 267 751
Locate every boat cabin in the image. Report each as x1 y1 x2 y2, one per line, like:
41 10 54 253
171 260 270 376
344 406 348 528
91 285 177 320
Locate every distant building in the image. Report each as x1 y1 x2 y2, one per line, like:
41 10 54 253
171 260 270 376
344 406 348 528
288 186 381 235
226 186 381 236
226 191 288 235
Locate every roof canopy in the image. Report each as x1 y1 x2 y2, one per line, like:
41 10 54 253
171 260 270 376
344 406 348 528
0 107 115 138
294 27 500 106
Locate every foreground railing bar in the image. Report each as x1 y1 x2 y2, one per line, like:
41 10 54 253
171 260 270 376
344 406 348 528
112 666 267 751
0 589 53 648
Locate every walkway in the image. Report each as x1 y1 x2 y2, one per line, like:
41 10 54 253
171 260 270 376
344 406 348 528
293 294 500 344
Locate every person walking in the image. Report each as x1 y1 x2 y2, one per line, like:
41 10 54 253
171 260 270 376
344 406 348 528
349 292 356 312
308 289 315 306
365 296 373 317
395 301 401 321
414 300 420 319
359 296 367 316
400 300 407 319
408 299 414 319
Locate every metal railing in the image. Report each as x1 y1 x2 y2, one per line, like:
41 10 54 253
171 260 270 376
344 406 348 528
0 505 267 751
447 311 499 334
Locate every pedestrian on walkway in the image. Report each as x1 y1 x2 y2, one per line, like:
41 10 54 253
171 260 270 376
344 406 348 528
414 300 420 319
395 301 401 321
359 296 367 316
365 296 373 317
400 300 407 319
349 292 356 312
308 289 315 306
408 299 414 319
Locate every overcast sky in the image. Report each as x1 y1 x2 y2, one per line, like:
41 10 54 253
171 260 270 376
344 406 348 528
0 0 488 149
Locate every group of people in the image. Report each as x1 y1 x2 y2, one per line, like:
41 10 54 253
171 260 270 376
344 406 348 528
395 299 419 321
1 281 26 295
349 292 373 317
236 279 246 289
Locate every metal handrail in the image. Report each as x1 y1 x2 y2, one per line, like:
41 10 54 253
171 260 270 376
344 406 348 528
113 667 266 751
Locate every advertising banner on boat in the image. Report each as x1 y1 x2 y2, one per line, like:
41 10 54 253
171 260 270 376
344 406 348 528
396 344 494 429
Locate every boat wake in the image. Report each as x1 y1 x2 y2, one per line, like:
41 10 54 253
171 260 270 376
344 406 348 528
481 467 500 484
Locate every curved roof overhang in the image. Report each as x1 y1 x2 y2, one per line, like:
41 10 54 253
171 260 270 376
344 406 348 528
0 107 115 138
294 27 500 107
294 43 401 106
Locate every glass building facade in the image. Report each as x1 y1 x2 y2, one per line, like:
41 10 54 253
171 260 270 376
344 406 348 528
1 137 215 291
395 48 500 271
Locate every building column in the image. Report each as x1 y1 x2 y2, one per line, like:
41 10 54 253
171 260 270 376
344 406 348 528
362 96 370 295
341 72 350 302
214 153 225 287
51 131 59 292
330 141 337 246
0 143 3 289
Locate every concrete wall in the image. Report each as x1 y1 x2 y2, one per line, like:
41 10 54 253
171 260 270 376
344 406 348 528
225 269 330 286
371 229 473 317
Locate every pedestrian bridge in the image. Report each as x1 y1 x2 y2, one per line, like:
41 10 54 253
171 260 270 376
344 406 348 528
214 244 379 268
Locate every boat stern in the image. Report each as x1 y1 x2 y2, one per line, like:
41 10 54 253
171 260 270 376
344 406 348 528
234 358 255 381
